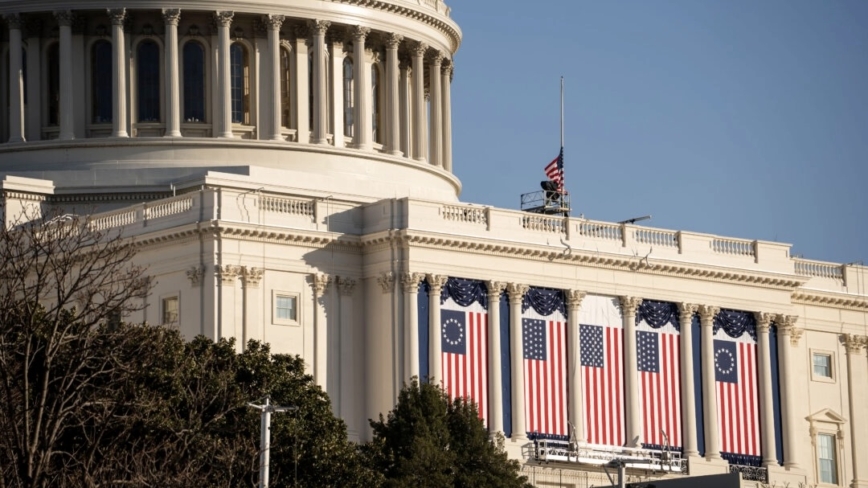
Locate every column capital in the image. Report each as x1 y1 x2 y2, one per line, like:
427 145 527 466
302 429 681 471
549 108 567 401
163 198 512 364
386 33 404 48
677 302 698 319
486 280 506 298
619 296 642 316
243 267 264 288
377 272 394 294
216 264 242 285
265 14 285 31
429 50 445 65
699 305 720 323
186 266 204 287
107 8 126 26
3 13 22 29
754 312 774 333
566 290 586 310
401 272 425 293
442 60 454 75
352 25 371 41
53 10 75 27
426 274 448 293
312 273 332 295
337 276 357 296
309 19 331 35
506 283 528 303
161 8 181 26
776 314 803 345
843 334 868 354
411 41 429 57
213 11 234 28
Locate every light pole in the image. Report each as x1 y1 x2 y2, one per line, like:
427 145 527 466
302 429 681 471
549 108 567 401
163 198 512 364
248 396 297 488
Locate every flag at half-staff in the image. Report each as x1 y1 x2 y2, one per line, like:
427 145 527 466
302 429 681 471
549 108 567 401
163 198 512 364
544 147 564 193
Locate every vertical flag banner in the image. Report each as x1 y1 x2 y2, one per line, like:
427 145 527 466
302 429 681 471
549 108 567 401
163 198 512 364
522 287 568 438
636 300 682 450
440 278 489 424
713 310 761 465
579 295 625 446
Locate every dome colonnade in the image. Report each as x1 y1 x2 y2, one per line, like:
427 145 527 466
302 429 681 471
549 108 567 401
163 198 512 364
0 2 457 170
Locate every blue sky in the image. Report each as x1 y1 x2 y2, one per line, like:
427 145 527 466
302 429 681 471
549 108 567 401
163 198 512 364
449 1 867 265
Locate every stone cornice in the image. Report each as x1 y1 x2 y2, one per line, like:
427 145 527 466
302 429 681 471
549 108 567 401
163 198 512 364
792 290 868 312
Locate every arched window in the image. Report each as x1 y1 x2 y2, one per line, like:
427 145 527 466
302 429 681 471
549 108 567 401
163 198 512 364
137 40 160 122
47 43 60 126
371 64 382 144
183 41 205 122
230 43 249 124
343 57 353 138
92 40 113 123
280 47 291 128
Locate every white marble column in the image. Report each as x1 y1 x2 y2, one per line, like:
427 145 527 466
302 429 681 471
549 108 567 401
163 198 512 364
215 11 234 138
441 61 453 172
310 20 330 144
402 272 425 380
507 283 528 441
620 296 643 447
265 15 285 141
55 11 75 140
292 35 309 143
108 9 128 138
428 51 443 167
567 290 587 443
330 40 345 148
242 267 264 345
398 56 411 158
755 313 778 466
162 9 182 137
351 26 371 150
678 303 700 457
844 334 868 488
487 281 506 435
427 275 448 384
776 314 802 470
5 14 26 143
312 273 332 390
699 305 722 460
385 33 402 156
411 42 427 162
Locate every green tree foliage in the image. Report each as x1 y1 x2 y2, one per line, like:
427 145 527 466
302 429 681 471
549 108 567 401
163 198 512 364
366 378 530 488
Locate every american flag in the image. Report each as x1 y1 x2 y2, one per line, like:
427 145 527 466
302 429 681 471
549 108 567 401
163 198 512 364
714 334 760 457
441 301 488 424
544 147 564 192
637 324 682 448
523 316 568 437
581 323 625 446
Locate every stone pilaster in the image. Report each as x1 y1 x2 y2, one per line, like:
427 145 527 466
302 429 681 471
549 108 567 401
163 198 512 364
401 272 425 380
678 303 700 457
507 283 529 441
310 20 330 144
410 42 427 162
755 312 777 467
428 51 444 167
699 305 722 460
214 11 234 138
427 274 448 384
312 273 332 390
844 334 868 488
620 296 643 447
163 9 182 137
486 280 506 435
351 26 372 150
775 314 801 470
385 33 403 156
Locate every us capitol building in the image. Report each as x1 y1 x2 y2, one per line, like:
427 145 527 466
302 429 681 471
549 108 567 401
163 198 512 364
1 1 866 487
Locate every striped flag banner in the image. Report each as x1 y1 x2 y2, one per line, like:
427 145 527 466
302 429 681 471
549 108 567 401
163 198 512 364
522 305 568 437
714 328 760 458
579 295 625 446
637 311 682 449
441 297 489 424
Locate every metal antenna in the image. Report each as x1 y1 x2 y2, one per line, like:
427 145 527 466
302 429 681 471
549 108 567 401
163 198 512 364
248 396 298 488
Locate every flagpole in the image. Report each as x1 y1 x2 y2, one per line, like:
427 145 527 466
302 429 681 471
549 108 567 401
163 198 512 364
560 76 564 149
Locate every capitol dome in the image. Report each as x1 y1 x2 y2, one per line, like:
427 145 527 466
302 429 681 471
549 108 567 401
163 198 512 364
0 0 461 203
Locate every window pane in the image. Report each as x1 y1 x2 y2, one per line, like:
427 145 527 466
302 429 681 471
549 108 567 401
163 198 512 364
92 40 113 123
183 42 205 122
371 65 380 143
343 58 353 137
813 354 831 378
280 48 291 127
818 434 838 484
162 297 179 324
230 43 248 124
137 41 160 122
276 296 296 321
308 53 314 127
48 44 60 126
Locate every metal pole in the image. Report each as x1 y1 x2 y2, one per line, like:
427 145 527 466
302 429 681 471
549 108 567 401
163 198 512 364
618 461 625 488
260 397 271 488
560 76 564 149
